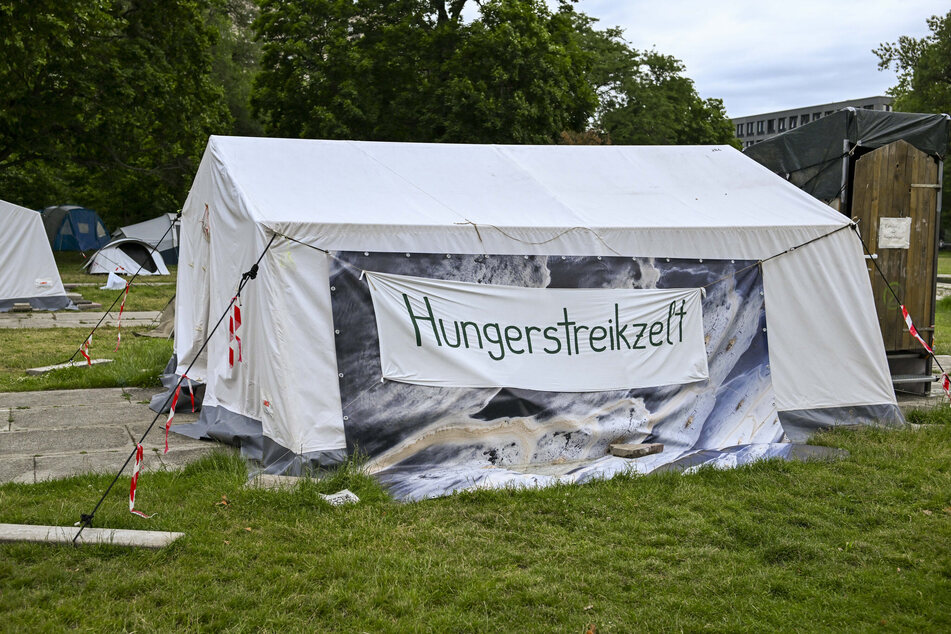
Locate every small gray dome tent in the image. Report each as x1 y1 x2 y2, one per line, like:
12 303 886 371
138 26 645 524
83 238 170 276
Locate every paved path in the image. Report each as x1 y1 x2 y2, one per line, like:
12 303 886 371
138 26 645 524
0 387 225 484
0 311 161 329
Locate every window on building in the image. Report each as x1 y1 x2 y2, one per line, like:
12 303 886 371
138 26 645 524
812 113 821 121
757 120 764 134
778 118 786 132
789 116 797 129
801 114 810 126
767 119 775 133
824 111 833 116
747 122 753 135
736 124 744 137
885 104 892 111
863 104 873 109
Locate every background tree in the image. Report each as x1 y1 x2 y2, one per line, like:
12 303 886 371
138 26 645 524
252 0 735 147
0 0 232 227
574 15 737 147
252 0 596 143
875 11 951 236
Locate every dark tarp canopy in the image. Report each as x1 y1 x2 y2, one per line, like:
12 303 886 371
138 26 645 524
744 109 950 204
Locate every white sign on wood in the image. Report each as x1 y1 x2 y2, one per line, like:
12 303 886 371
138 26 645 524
878 217 911 249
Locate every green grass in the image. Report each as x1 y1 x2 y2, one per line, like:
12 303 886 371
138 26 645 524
939 251 951 277
76 284 176 313
0 327 172 392
935 296 951 355
1 417 950 631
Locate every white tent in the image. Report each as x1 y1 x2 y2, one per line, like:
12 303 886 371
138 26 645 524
0 199 71 311
112 213 179 264
83 237 170 276
172 137 900 494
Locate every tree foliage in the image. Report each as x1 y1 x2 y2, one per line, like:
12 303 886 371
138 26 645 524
252 0 596 144
576 18 737 147
875 11 951 233
874 11 951 115
252 0 736 146
0 0 232 227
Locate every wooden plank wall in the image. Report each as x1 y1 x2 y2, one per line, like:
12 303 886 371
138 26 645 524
852 140 939 351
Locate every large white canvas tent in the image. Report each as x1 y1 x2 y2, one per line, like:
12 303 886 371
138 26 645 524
0 199 71 311
171 136 900 498
112 213 180 264
83 238 170 276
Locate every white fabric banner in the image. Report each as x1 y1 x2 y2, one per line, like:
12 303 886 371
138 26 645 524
364 271 709 392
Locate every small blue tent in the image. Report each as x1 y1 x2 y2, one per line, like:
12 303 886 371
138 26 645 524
40 206 111 251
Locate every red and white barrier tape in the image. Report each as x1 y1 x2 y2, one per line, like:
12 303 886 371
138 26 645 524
941 373 951 401
129 443 151 518
163 375 194 453
901 305 933 354
229 299 243 367
79 335 92 366
114 281 130 351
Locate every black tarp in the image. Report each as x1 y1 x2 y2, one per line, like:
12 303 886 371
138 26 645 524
744 109 950 203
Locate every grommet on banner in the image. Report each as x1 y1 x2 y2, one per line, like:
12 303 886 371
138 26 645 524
359 270 365 281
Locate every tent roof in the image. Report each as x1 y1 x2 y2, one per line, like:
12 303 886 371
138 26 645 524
195 136 852 259
113 213 177 247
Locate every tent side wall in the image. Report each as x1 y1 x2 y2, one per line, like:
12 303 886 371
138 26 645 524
175 144 348 462
0 201 71 311
763 227 901 440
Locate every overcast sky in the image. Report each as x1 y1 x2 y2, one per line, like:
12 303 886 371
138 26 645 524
574 0 947 118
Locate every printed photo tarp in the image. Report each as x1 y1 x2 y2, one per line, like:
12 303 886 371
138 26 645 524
330 253 784 501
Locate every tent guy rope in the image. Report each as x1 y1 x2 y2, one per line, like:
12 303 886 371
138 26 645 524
275 222 858 293
72 233 277 545
851 224 950 398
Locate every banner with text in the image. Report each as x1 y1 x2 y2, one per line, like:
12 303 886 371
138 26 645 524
364 271 709 392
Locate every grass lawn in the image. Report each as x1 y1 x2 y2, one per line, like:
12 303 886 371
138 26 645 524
53 251 177 312
939 251 951 277
1 417 950 631
76 284 176 313
936 297 951 355
0 327 172 392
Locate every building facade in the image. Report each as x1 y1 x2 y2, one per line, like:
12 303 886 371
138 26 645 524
731 96 893 148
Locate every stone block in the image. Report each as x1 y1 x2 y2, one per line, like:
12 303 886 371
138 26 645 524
609 442 664 459
0 523 184 548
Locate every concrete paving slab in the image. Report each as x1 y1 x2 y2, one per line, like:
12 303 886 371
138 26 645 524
33 449 129 481
0 426 131 456
0 456 34 483
123 415 201 440
9 402 156 431
156 445 227 469
0 311 160 329
0 388 136 409
0 523 184 548
122 387 165 403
